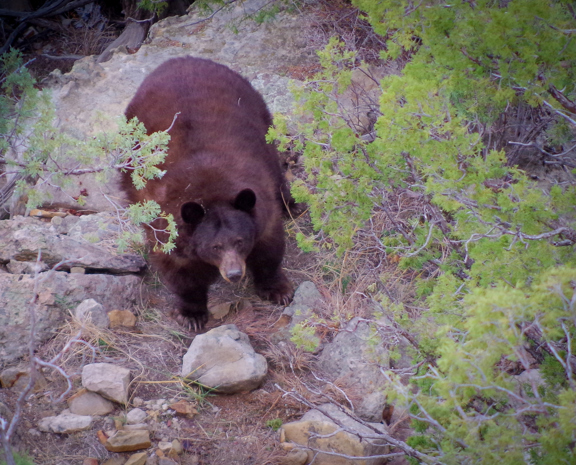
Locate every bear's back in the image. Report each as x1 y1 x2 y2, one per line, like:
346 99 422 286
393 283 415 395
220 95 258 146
125 57 273 154
121 57 285 234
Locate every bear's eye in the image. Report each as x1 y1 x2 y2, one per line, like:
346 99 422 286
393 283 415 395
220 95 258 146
235 239 243 247
213 245 222 252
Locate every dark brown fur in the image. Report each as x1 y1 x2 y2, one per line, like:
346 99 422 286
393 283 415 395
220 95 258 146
121 57 293 329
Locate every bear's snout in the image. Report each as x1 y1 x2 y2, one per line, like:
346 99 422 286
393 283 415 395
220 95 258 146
219 249 246 284
226 269 243 283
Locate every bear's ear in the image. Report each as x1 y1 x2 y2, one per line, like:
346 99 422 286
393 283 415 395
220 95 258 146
234 189 256 212
181 202 205 225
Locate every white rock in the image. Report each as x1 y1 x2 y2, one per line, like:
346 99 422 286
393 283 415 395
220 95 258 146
181 325 267 394
82 363 131 404
38 413 93 434
75 299 110 328
126 408 147 424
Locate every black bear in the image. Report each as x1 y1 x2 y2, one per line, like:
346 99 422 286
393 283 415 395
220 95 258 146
121 56 293 330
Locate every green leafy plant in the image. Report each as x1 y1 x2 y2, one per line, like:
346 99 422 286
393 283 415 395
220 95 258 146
273 0 576 462
137 0 168 16
290 320 321 352
384 266 576 464
0 452 35 465
266 418 283 431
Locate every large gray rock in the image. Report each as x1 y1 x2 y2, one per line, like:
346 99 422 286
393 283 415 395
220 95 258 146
181 325 267 393
0 272 140 366
317 318 390 422
280 403 389 465
82 363 131 404
41 0 319 212
0 214 146 273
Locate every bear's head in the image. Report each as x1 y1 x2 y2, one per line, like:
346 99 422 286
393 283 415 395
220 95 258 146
181 189 257 283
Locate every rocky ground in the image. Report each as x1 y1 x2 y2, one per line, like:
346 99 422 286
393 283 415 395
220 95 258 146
0 209 409 465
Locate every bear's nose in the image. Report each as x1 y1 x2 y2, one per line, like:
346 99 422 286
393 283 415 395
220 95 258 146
226 270 243 283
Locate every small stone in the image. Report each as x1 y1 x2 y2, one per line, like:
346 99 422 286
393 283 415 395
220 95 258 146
0 366 47 392
208 302 231 319
71 266 87 274
125 452 148 465
68 389 115 416
126 408 147 424
74 298 110 328
133 397 144 407
102 458 126 465
82 363 131 404
170 440 183 455
97 430 108 445
157 442 172 453
108 310 137 328
82 459 99 465
38 413 93 434
105 430 151 452
145 456 158 465
169 400 197 418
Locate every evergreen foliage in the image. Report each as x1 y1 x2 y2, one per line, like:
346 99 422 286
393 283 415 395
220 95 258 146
0 49 177 252
272 0 576 462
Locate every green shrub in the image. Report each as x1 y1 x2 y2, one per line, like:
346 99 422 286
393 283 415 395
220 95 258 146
272 0 576 462
0 49 177 252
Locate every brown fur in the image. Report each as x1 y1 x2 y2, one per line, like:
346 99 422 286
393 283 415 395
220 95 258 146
121 57 293 329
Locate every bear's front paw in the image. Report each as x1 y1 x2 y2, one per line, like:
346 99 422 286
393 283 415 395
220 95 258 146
171 305 209 332
256 277 293 307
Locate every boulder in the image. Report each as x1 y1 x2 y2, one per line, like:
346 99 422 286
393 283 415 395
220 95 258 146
0 214 146 274
181 325 267 393
280 403 389 465
317 318 391 422
82 363 131 404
